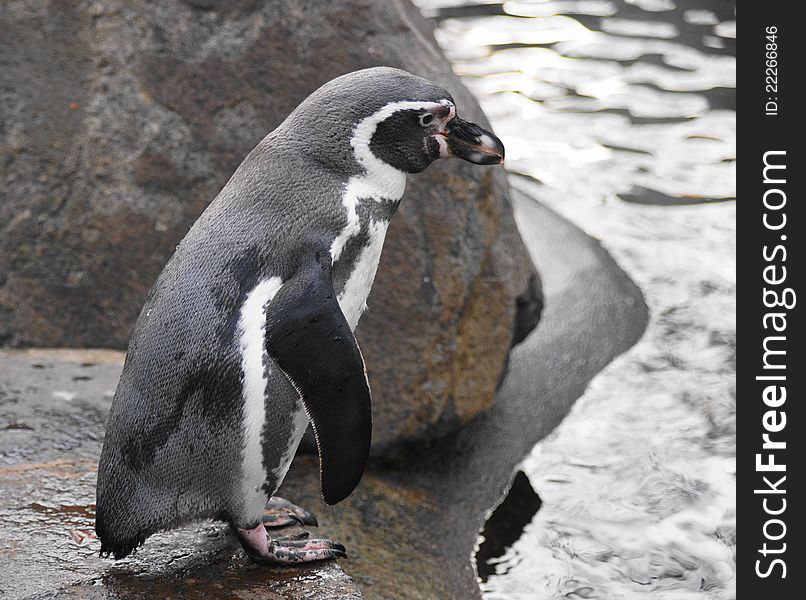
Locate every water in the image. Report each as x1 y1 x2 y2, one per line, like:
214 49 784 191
415 1 736 598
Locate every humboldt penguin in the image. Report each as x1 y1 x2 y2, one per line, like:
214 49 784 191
96 66 505 564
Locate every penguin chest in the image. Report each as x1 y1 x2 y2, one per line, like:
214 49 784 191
337 218 390 330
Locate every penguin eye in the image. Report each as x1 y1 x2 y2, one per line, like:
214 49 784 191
419 113 434 127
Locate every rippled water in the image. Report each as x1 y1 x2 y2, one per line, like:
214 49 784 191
415 0 736 598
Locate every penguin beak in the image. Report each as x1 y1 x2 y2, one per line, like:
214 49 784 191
443 118 505 165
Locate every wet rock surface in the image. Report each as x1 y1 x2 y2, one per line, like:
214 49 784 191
0 350 363 600
0 0 538 459
0 188 647 599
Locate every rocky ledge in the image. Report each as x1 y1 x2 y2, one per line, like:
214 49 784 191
1 187 647 599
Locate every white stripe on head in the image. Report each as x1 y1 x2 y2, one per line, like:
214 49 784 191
349 98 454 186
330 99 454 263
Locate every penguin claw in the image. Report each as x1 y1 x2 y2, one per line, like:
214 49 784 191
262 496 318 528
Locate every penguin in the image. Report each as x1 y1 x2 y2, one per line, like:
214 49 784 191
95 66 505 565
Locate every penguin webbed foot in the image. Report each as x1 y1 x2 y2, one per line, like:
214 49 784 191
272 530 310 542
234 523 346 566
262 496 319 528
259 537 347 565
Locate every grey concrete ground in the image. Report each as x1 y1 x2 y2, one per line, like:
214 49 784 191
0 190 647 599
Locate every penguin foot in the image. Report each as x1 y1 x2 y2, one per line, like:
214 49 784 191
233 524 346 565
260 537 347 565
262 496 318 528
272 530 310 542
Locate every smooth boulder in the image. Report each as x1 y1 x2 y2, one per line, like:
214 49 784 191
0 0 541 457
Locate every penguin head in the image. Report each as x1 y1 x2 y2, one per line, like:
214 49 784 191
284 67 505 175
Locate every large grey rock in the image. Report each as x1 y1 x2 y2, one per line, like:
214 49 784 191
0 0 540 458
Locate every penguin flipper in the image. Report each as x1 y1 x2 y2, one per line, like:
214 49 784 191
264 253 371 505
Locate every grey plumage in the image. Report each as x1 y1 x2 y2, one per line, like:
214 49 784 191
95 66 503 560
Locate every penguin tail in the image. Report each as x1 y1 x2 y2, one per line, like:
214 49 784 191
95 502 146 560
95 446 153 560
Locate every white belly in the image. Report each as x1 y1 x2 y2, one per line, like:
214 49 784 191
337 218 390 330
237 277 283 521
238 278 311 514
